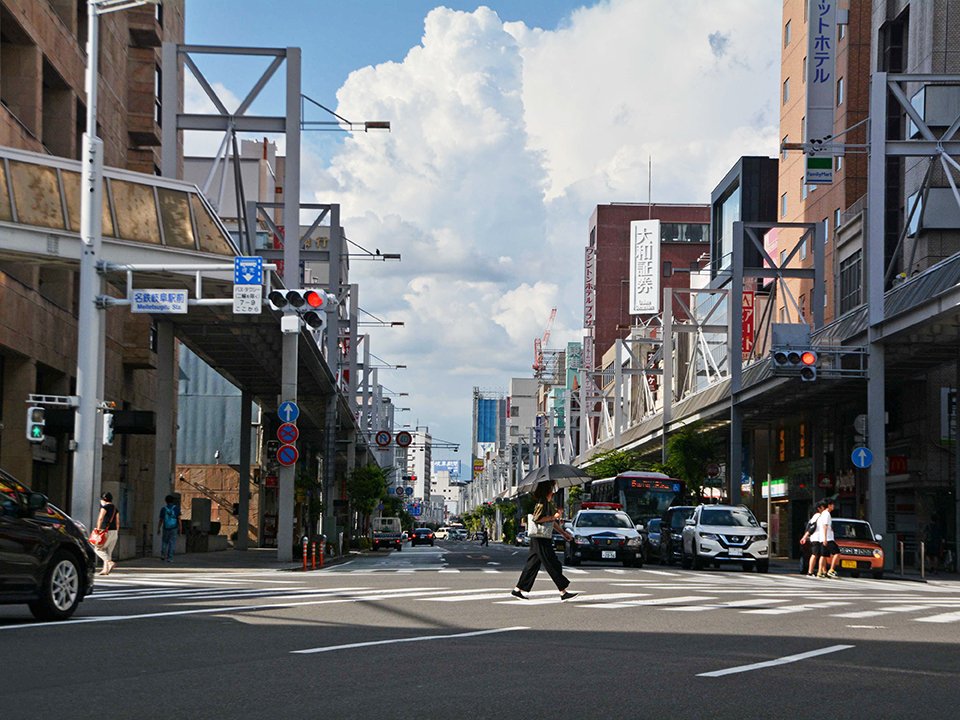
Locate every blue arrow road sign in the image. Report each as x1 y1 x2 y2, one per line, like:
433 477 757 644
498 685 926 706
851 446 873 469
405 486 414 496
234 256 263 285
278 401 299 423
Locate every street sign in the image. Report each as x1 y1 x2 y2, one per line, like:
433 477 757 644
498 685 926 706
277 422 299 444
132 289 188 314
805 154 834 185
706 463 721 478
234 256 263 285
232 284 262 314
404 486 413 496
395 486 404 496
375 430 392 447
395 430 413 448
851 446 873 469
277 443 299 467
278 401 300 423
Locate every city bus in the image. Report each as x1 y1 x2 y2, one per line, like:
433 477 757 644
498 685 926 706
584 471 686 526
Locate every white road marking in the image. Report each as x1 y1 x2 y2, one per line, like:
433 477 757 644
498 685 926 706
583 595 716 609
914 611 960 623
741 601 851 615
697 644 855 677
291 626 529 655
438 569 461 574
638 569 680 577
664 598 791 612
495 592 647 606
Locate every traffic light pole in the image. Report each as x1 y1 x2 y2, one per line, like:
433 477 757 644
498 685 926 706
72 1 107 532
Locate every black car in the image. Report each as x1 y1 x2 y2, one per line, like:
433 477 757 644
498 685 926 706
661 506 695 565
0 469 96 620
411 528 435 546
644 517 663 563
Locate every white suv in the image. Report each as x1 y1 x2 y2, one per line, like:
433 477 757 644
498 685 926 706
681 504 769 572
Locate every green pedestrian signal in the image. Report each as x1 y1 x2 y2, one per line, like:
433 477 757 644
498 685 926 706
26 406 45 444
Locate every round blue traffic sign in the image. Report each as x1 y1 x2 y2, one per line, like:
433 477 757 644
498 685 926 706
851 446 873 469
278 401 299 423
277 443 299 467
396 431 412 448
277 422 299 444
375 430 392 447
404 486 414 496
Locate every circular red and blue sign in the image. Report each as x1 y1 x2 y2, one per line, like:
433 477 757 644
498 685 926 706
395 431 412 448
277 422 299 444
277 443 299 467
375 430 392 447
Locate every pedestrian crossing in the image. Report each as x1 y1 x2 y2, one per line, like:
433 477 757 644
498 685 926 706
87 567 960 624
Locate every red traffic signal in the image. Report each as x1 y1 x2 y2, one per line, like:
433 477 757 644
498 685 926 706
800 351 817 366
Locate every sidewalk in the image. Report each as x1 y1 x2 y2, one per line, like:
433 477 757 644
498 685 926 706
768 557 960 583
114 547 360 573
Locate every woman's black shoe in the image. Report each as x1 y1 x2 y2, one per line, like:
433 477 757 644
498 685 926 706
560 591 579 601
511 589 528 599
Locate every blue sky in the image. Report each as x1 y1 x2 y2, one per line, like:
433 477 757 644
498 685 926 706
181 1 782 474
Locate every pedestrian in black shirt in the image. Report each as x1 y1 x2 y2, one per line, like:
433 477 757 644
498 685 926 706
511 481 578 601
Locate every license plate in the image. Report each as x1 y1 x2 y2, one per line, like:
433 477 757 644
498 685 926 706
602 550 616 559
728 548 742 557
841 560 857 569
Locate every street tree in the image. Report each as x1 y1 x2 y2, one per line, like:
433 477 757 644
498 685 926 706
662 422 718 502
346 463 387 536
586 448 647 479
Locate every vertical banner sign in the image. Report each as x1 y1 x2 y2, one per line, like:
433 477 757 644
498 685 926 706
741 290 755 354
583 245 597 371
805 0 837 184
629 220 661 314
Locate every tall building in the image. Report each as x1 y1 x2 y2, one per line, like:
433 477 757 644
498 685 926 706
585 203 710 371
0 0 185 552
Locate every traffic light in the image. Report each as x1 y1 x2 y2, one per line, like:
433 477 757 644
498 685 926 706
799 350 818 382
102 412 115 446
268 289 334 333
26 406 45 443
770 346 818 381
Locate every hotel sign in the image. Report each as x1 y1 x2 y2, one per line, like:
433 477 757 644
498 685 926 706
804 0 838 184
629 220 660 314
583 245 597 371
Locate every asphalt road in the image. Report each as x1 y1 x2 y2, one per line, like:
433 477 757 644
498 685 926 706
3 541 959 719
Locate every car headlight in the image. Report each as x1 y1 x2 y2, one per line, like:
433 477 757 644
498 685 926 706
626 537 642 547
756 534 768 541
671 533 682 540
698 532 719 540
873 549 883 558
575 536 593 545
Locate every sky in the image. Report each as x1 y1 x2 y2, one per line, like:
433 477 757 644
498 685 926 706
184 0 783 474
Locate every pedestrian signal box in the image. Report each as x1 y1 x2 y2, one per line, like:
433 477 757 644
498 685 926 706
26 406 45 443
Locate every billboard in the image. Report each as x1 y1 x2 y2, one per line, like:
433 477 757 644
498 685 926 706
432 460 461 480
583 245 597 371
629 220 661 314
476 398 498 444
804 0 837 184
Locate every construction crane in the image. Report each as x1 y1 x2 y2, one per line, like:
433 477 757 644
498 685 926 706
532 308 557 375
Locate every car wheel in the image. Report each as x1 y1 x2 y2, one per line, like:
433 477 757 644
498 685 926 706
681 542 692 569
635 557 644 568
756 560 769 574
396 545 402 552
430 542 434 546
872 570 884 579
29 551 82 621
691 549 703 570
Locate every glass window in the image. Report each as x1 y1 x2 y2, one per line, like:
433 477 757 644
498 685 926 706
801 179 808 201
780 249 787 266
157 188 196 249
110 179 160 244
783 78 790 104
823 217 830 244
9 161 65 229
839 251 862 313
835 155 843 172
800 238 808 260
660 223 708 243
834 207 842 230
0 162 12 222
802 57 807 83
781 135 789 161
780 192 788 218
839 22 846 40
837 77 844 106
700 508 759 528
190 194 235 255
784 20 791 46
61 170 114 236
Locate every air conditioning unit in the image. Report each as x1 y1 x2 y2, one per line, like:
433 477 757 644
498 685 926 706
909 84 960 138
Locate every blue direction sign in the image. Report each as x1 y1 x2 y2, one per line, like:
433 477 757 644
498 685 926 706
278 401 299 423
234 256 263 285
277 443 299 467
851 446 873 469
404 486 414 496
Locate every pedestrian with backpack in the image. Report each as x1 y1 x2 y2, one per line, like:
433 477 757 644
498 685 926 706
158 495 180 563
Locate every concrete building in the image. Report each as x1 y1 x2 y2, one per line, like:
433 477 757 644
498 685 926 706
0 0 185 555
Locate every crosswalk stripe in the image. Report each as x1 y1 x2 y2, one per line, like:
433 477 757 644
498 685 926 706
914 611 960 623
495 592 648 606
742 601 851 615
663 598 790 612
583 595 716 608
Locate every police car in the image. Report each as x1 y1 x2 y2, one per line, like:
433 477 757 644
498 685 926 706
563 503 645 568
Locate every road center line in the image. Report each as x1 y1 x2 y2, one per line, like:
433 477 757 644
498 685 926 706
697 644 855 678
291 626 529 655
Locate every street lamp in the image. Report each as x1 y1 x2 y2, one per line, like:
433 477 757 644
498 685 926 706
72 0 161 531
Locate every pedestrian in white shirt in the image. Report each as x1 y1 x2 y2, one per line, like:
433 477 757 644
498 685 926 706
817 498 840 578
800 499 827 576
